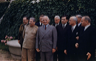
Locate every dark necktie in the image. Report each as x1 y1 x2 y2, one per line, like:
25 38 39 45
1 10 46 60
45 25 46 30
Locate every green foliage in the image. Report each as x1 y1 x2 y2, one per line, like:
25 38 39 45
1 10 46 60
0 43 9 51
0 2 10 18
0 0 96 41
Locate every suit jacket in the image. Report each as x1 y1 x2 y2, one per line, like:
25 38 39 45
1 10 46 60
66 25 79 55
53 22 61 27
77 25 96 57
18 24 24 45
23 25 38 49
35 22 42 27
36 25 57 52
56 23 70 50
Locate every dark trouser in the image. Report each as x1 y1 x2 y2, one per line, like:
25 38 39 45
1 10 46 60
53 51 57 61
58 50 66 61
36 51 40 61
67 53 76 61
40 52 53 61
20 43 23 50
77 54 95 61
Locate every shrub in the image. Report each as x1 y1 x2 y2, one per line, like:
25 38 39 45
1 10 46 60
0 2 10 18
0 0 96 41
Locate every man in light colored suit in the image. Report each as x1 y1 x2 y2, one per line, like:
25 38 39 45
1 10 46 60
36 15 57 61
22 17 38 61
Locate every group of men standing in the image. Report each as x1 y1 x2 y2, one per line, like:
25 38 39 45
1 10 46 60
18 14 96 61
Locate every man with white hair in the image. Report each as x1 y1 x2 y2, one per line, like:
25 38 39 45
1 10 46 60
36 15 57 61
53 15 60 27
75 16 96 61
64 16 79 61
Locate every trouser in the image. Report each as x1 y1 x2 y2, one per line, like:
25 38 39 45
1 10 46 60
22 48 35 61
67 53 76 61
20 43 23 50
40 52 53 61
58 50 66 61
53 51 57 61
36 51 40 61
77 54 95 61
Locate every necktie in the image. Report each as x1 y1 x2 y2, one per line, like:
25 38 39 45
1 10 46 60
45 25 46 30
63 24 65 29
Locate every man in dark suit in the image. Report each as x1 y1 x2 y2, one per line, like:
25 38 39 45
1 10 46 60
56 15 70 61
65 16 79 61
53 15 60 61
36 16 57 61
18 16 29 50
76 15 82 27
35 14 44 27
53 15 60 27
75 16 96 61
35 14 43 61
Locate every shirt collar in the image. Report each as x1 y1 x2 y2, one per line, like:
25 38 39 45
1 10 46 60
40 22 42 25
72 25 76 30
84 24 90 31
44 24 49 27
62 23 67 27
78 23 81 26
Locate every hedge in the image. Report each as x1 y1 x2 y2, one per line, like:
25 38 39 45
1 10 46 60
0 2 10 18
0 0 96 41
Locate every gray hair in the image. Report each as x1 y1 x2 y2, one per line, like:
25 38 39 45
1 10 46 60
76 14 82 18
30 17 36 22
70 16 77 22
54 15 60 19
83 16 91 23
43 15 50 20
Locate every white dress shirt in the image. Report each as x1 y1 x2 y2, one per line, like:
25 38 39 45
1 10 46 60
72 25 76 32
84 24 90 31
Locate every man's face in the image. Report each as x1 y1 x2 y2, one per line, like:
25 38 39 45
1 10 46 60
54 18 60 24
69 18 75 26
61 17 68 24
81 17 87 27
39 17 43 23
43 17 49 25
76 16 81 23
29 19 35 27
23 17 28 25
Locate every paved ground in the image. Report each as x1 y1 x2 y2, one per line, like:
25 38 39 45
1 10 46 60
0 49 21 61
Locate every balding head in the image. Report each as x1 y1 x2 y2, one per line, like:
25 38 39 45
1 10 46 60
42 15 50 25
76 15 82 18
69 16 77 26
81 16 91 27
76 15 82 24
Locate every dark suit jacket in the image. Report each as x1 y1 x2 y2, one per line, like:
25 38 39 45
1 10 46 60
56 23 70 51
18 24 24 45
53 23 61 27
66 25 79 55
77 25 96 58
35 22 42 27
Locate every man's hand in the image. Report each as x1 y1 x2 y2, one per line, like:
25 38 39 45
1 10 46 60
86 52 91 60
52 49 56 53
75 43 79 48
18 40 20 44
64 50 67 55
76 36 79 40
36 48 40 52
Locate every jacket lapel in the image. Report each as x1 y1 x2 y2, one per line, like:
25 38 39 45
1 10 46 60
40 25 51 39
